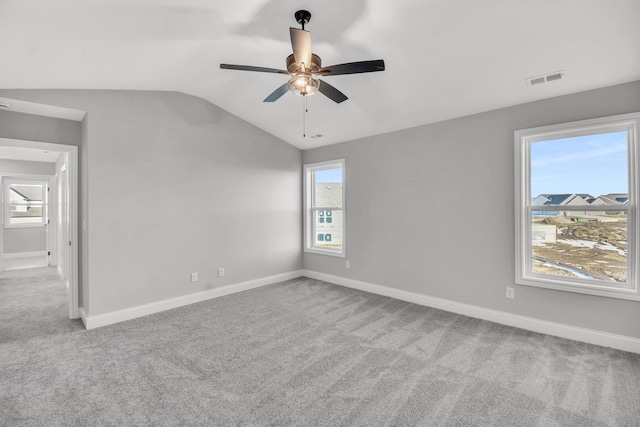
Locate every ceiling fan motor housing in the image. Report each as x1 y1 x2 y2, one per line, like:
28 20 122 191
286 53 321 73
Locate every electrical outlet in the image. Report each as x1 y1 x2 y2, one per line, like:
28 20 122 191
346 260 351 269
506 287 514 299
218 267 224 277
191 272 198 282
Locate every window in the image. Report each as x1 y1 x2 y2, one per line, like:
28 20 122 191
515 113 639 300
4 179 48 228
304 159 345 257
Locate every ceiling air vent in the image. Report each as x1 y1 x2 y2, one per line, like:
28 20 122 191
526 71 564 86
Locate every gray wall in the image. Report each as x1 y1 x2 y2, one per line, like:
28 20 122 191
0 110 82 146
0 90 302 316
4 228 46 254
302 80 640 339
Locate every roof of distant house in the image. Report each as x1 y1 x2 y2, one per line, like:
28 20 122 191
533 193 628 206
538 194 592 205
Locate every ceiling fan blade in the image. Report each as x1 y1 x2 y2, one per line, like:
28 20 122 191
289 28 312 68
317 60 385 76
263 82 291 102
318 79 348 104
220 64 289 75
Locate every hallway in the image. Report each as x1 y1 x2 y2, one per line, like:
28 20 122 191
0 267 83 343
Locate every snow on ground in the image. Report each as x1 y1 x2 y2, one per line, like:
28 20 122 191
556 239 627 256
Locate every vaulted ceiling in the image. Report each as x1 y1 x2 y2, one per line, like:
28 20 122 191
1 0 639 149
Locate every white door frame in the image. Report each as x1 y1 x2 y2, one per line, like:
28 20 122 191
0 137 79 319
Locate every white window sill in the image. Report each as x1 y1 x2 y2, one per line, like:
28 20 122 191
304 247 346 258
5 223 46 229
517 275 640 301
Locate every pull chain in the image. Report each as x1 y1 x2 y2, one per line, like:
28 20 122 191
302 94 308 137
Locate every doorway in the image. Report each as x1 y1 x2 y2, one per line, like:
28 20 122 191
0 138 79 319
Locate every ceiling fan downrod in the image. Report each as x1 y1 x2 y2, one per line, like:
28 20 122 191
295 10 311 30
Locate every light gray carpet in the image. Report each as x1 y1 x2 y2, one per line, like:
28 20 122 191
1 276 639 426
0 267 83 343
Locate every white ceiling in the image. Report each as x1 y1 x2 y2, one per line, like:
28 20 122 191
0 0 639 150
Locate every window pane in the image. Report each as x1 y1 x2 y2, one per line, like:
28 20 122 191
313 209 342 250
531 131 628 204
305 159 345 256
531 211 627 283
529 131 630 284
9 183 45 224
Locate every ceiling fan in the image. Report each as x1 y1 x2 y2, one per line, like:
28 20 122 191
220 10 385 104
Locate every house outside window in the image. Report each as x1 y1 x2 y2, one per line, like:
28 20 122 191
514 112 639 300
304 159 345 257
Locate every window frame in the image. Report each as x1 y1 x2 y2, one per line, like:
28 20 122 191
304 159 346 257
4 177 49 229
515 112 640 300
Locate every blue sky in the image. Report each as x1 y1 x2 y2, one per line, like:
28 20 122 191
530 131 628 197
315 167 342 183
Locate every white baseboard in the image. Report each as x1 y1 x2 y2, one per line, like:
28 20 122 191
82 270 303 330
302 270 640 354
4 250 47 259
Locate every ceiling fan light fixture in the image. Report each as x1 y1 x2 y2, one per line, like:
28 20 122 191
289 74 319 96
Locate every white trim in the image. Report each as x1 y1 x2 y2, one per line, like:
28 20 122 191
68 148 79 319
304 247 345 258
82 270 303 330
3 250 47 259
0 176 3 272
302 270 640 354
303 159 346 258
514 112 640 300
